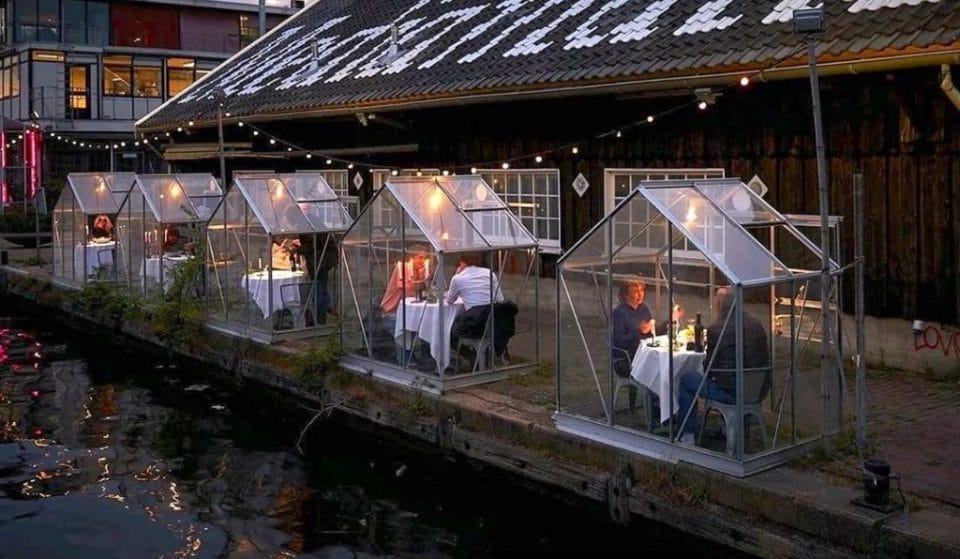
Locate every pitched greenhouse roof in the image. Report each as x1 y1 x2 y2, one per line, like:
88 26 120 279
636 179 835 285
233 172 352 235
138 0 959 129
64 172 136 215
374 175 537 253
132 174 224 224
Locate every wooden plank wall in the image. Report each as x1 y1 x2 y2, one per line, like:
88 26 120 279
399 69 959 324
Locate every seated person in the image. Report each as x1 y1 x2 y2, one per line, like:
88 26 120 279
610 280 654 373
162 226 194 254
271 237 299 270
447 252 503 348
675 286 770 444
298 233 339 325
381 245 432 362
90 214 113 241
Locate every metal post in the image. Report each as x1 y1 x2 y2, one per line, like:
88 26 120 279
805 34 833 434
854 172 867 450
258 0 266 37
217 102 226 189
109 144 115 172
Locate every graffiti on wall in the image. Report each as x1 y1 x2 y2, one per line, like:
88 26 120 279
914 324 960 357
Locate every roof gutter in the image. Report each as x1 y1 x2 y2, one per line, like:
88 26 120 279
137 47 960 132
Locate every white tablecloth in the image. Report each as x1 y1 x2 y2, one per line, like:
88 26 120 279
241 270 307 318
630 335 706 424
74 241 115 277
141 255 191 291
394 297 464 371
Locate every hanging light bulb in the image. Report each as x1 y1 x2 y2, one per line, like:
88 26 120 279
739 76 750 87
441 170 449 176
501 162 509 169
305 153 312 159
177 126 183 132
470 167 477 174
120 141 126 147
571 147 579 155
238 121 244 127
252 130 259 136
188 120 194 126
269 138 276 145
416 170 423 177
534 155 543 163
286 147 292 152
698 100 708 111
225 112 231 117
391 169 399 176
165 131 171 136
615 130 622 138
646 115 655 123
347 163 354 169
326 159 332 165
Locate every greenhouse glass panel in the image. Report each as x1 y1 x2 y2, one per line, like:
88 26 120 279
340 176 541 394
556 178 849 477
695 180 781 225
52 173 137 287
205 173 351 344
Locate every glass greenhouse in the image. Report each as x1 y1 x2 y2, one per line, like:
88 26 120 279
115 174 223 297
339 175 540 394
205 173 351 344
555 178 848 476
52 172 137 287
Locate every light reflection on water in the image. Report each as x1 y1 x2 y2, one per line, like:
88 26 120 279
0 313 748 559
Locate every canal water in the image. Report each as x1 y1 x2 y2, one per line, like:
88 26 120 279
0 306 750 558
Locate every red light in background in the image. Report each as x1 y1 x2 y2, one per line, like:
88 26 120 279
0 130 7 205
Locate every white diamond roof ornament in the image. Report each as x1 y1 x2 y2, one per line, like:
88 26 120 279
352 171 364 191
747 175 769 198
572 173 589 197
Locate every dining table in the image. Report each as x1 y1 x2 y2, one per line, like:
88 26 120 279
394 296 464 372
630 335 706 424
241 269 307 319
74 240 115 278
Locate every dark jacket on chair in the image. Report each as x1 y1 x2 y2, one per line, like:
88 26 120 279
456 300 518 357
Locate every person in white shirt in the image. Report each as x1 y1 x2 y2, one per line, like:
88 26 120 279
446 252 503 347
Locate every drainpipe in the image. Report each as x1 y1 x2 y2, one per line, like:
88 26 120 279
940 65 960 111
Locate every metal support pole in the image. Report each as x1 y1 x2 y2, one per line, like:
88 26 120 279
854 172 867 450
258 0 266 37
805 35 833 434
217 102 226 189
109 144 115 172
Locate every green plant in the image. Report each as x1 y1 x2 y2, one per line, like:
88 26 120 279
148 241 207 349
295 338 342 386
14 254 48 267
0 206 51 233
76 282 143 328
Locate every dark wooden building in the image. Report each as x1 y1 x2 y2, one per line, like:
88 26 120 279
137 0 960 323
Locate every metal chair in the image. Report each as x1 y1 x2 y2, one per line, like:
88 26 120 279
455 318 492 374
698 366 772 455
280 282 314 330
611 346 656 431
95 249 115 281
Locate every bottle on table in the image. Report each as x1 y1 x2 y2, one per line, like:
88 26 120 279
694 312 704 353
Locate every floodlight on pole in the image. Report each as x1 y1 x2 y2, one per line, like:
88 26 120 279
794 5 837 454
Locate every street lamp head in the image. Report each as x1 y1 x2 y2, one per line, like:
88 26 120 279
793 7 825 34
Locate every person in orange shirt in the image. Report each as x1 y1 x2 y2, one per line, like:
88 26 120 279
381 245 432 363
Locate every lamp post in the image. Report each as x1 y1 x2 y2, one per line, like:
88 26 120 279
793 8 834 436
209 88 227 189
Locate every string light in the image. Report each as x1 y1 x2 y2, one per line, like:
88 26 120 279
535 155 543 163
697 100 708 110
188 120 194 126
238 121 244 127
571 147 579 155
739 76 750 87
305 153 312 159
269 138 276 144
646 115 655 123
176 126 183 132
615 130 622 138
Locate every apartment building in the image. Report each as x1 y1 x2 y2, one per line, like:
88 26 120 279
0 0 300 175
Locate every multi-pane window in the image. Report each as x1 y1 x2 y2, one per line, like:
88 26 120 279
103 56 161 97
112 3 179 49
167 58 195 97
15 0 59 42
316 170 358 216
0 4 7 45
103 55 132 96
1 56 20 98
479 169 561 253
604 168 726 257
68 65 88 110
239 14 258 48
62 0 108 46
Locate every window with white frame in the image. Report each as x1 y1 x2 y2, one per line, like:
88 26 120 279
604 168 726 260
478 168 560 254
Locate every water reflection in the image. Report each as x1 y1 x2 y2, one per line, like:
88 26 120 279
0 313 747 558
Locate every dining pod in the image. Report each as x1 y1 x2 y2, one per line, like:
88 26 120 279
339 174 541 394
554 178 849 476
52 172 137 288
204 172 352 344
114 174 223 298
